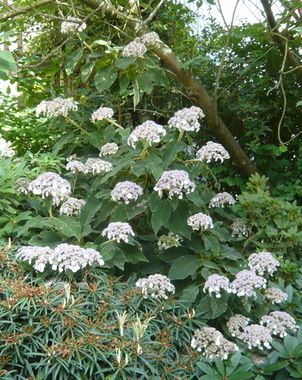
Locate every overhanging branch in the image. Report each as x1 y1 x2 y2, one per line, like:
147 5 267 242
260 0 302 85
0 0 56 22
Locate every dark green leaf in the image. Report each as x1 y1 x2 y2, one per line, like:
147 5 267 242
169 255 199 280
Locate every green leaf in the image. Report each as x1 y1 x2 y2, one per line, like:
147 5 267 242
0 50 17 74
167 202 191 239
94 66 118 91
162 141 186 167
137 71 154 94
115 57 136 69
179 285 200 305
65 48 83 75
81 61 95 82
151 200 172 234
79 196 101 229
119 73 130 96
214 358 225 376
204 235 220 255
197 362 216 375
121 244 149 264
279 145 288 153
102 243 126 270
148 192 161 212
209 293 228 318
54 216 81 240
169 255 199 280
297 100 302 107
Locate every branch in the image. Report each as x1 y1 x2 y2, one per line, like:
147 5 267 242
0 0 56 22
11 0 254 176
79 0 257 176
260 0 302 85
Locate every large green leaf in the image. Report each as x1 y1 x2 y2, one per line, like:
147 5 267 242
94 66 118 91
65 48 83 75
0 50 17 76
169 255 199 280
151 200 172 234
54 216 81 240
81 61 95 82
79 196 101 229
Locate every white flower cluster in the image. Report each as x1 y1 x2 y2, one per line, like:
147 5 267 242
36 97 78 118
261 311 298 337
28 172 71 206
61 16 87 34
59 197 86 216
196 141 230 163
66 157 87 174
122 41 147 58
227 314 250 338
17 243 104 273
139 32 160 46
231 219 248 238
203 274 230 298
154 170 195 199
85 158 112 175
209 192 236 208
15 178 29 194
111 181 143 204
127 120 166 148
157 232 182 250
0 137 15 157
191 327 238 361
136 274 175 300
230 270 266 298
248 252 280 276
99 143 119 157
91 107 114 123
239 324 272 350
168 106 204 132
187 212 213 231
264 287 288 304
102 222 134 243
16 246 53 272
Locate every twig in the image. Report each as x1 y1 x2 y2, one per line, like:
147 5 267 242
213 0 240 124
140 0 165 28
0 0 56 22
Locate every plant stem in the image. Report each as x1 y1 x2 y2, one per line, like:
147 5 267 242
109 119 124 129
178 130 184 141
65 116 89 135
